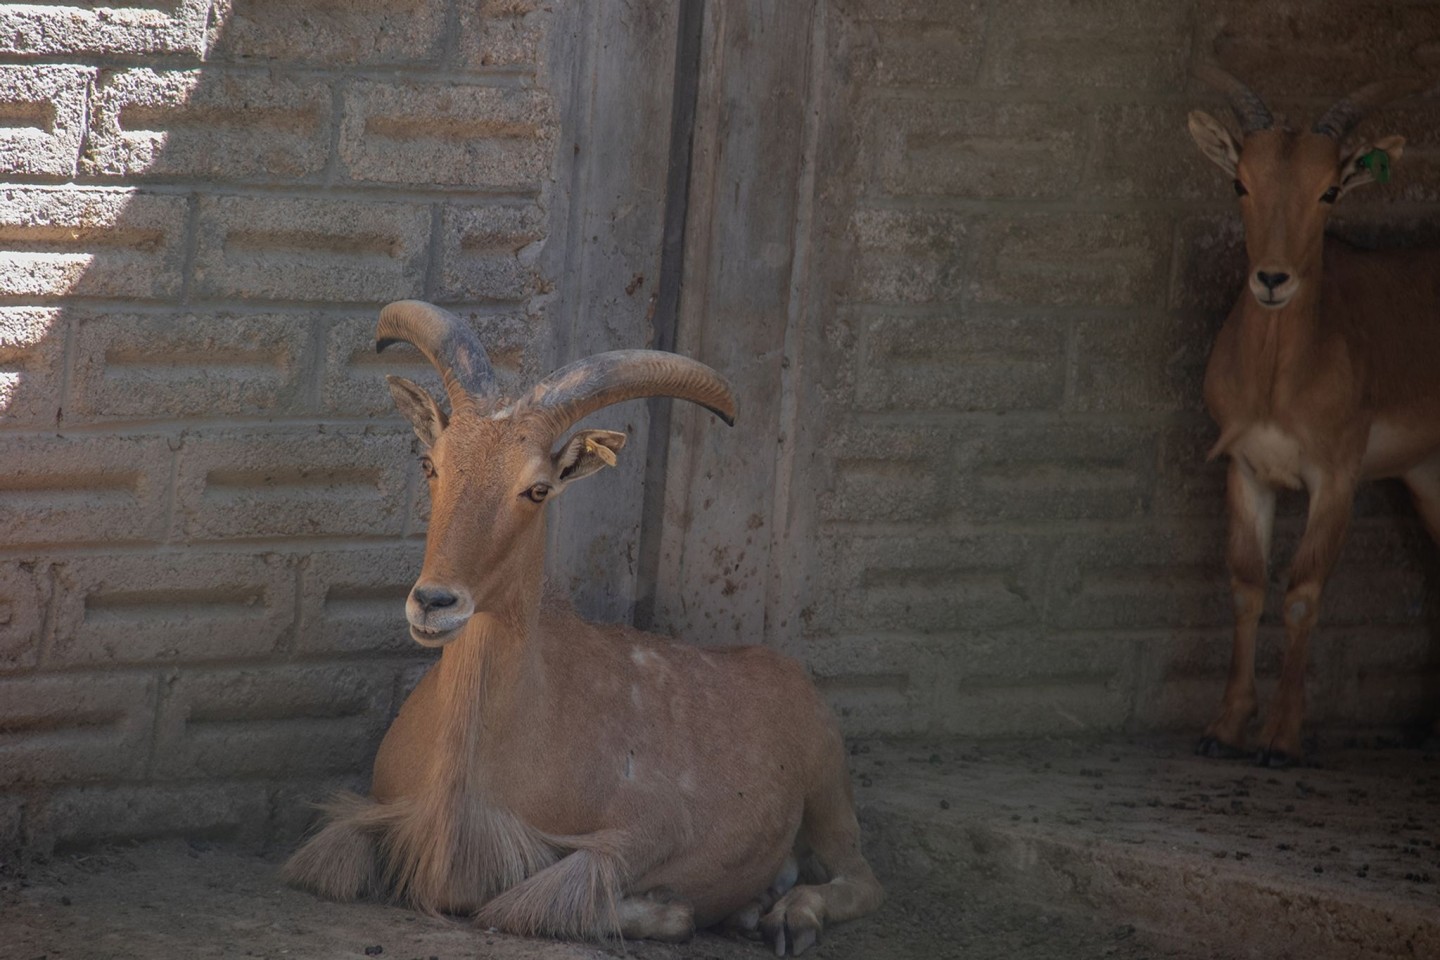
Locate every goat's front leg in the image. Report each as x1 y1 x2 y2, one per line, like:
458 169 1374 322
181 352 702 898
1256 471 1355 767
1199 462 1274 757
760 779 882 956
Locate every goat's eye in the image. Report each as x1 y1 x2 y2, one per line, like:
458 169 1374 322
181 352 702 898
1320 185 1340 204
523 483 551 504
1232 179 1248 197
420 456 436 479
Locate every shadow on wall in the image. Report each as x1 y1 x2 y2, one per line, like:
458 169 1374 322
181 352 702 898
0 0 561 852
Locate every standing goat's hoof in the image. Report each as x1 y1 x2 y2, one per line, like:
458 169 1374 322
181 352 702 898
1256 747 1296 768
1195 735 1247 759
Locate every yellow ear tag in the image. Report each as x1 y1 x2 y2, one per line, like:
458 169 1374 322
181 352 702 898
585 438 617 467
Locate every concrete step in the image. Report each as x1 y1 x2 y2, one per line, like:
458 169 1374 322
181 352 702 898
854 738 1440 960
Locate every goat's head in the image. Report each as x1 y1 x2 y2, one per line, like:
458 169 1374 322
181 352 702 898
375 300 737 647
1187 66 1421 310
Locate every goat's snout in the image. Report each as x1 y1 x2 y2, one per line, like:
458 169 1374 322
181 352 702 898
413 585 458 612
406 581 474 647
1248 266 1298 308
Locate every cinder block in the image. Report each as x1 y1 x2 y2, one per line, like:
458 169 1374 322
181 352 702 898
1072 310 1212 414
1170 214 1245 313
0 65 90 177
0 794 21 847
1091 103 1230 202
939 681 1132 737
865 97 1086 200
69 310 318 422
841 3 986 88
818 423 949 524
210 0 447 66
434 204 548 302
48 552 296 666
852 308 1065 413
151 664 394 779
1046 526 1229 632
295 545 426 655
0 0 209 57
975 213 1172 308
0 434 172 547
339 81 554 188
191 195 430 303
0 187 188 300
455 0 552 71
171 427 412 541
951 419 1159 522
83 68 331 181
815 532 1042 634
27 782 271 852
843 207 970 305
0 560 50 673
321 308 532 417
1208 1 1440 98
1151 415 1228 519
986 0 1188 90
1322 523 1434 628
0 673 157 788
0 307 66 426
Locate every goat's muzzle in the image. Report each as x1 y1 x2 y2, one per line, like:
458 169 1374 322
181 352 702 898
406 582 473 647
1248 267 1299 310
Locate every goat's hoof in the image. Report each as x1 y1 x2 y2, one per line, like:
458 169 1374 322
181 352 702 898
1257 747 1296 769
1195 735 1246 759
761 887 823 957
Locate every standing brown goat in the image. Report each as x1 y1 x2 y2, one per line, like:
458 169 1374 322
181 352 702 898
283 300 882 954
1187 67 1440 765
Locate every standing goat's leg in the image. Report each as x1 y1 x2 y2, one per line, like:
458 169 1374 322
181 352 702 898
1199 463 1275 757
1402 456 1440 744
760 777 882 957
1256 473 1356 767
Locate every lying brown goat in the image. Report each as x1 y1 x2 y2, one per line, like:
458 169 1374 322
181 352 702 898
283 300 882 954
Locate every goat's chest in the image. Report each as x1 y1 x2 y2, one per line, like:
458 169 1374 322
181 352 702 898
1231 422 1308 490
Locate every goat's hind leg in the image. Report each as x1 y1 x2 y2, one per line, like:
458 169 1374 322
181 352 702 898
760 780 882 956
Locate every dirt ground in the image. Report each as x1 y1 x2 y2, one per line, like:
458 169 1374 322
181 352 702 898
0 840 1191 960
5 737 1438 960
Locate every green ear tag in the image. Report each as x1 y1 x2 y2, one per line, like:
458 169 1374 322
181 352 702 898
1360 149 1392 184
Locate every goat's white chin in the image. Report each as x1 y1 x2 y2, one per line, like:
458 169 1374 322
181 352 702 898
409 621 466 647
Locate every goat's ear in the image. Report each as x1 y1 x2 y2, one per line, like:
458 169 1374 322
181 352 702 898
552 429 627 489
386 375 447 448
1340 135 1405 196
1188 110 1240 176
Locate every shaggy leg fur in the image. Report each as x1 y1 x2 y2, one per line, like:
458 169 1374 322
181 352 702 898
281 792 380 902
473 846 625 940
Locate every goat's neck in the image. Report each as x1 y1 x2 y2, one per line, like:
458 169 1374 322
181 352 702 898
430 591 542 797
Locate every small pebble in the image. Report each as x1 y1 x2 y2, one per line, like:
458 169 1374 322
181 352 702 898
939 799 950 810
364 947 383 957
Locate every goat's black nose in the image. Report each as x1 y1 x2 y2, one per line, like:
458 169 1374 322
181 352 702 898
412 586 458 612
1256 270 1290 290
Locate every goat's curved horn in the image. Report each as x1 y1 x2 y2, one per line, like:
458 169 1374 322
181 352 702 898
1313 77 1427 140
516 350 737 438
1195 63 1274 134
375 300 497 412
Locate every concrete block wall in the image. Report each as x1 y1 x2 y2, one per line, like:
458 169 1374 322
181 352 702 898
0 0 567 852
3 0 1440 854
792 0 1440 738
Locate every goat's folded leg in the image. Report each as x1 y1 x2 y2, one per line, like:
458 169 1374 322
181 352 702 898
722 855 799 939
760 788 882 956
616 896 695 942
